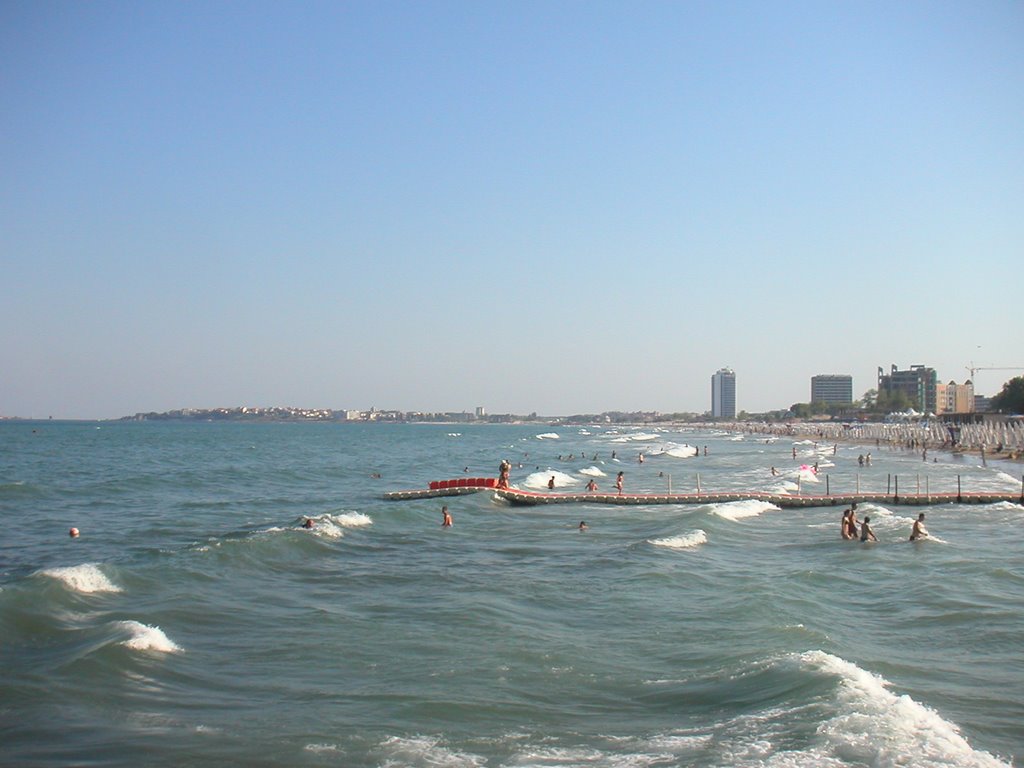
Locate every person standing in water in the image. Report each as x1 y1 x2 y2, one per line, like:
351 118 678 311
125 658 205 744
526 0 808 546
860 516 878 542
441 506 452 527
615 471 624 494
548 476 556 490
910 512 929 541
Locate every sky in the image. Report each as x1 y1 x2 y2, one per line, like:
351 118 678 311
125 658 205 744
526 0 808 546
2 1 1022 419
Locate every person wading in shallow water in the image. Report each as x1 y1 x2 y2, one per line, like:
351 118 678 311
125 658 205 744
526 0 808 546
441 506 452 527
616 471 624 494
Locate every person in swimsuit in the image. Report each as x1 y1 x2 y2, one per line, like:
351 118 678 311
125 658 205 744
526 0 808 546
860 516 878 542
586 478 597 492
441 506 452 527
841 509 855 540
910 512 929 541
615 471 624 494
842 504 859 540
548 476 556 490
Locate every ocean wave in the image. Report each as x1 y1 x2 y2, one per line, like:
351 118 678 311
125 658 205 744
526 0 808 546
994 471 1023 488
798 466 821 483
649 530 707 550
710 500 780 521
377 736 484 768
535 433 560 440
304 743 342 754
646 442 698 459
986 501 1024 512
116 620 182 653
578 466 606 477
333 511 373 527
39 564 122 594
521 470 578 490
790 650 1010 767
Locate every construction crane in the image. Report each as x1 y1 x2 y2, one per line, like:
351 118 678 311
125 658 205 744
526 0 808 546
965 363 1024 380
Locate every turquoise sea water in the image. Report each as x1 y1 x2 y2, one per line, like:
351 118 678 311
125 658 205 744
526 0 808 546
1 421 1022 767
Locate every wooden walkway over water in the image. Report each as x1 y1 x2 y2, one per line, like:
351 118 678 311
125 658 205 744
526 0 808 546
383 478 1024 508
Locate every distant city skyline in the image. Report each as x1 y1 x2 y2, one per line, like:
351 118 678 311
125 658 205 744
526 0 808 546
2 3 1022 419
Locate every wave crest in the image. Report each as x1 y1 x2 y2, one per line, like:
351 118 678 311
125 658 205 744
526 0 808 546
711 500 779 521
117 620 182 653
40 564 122 594
650 530 708 550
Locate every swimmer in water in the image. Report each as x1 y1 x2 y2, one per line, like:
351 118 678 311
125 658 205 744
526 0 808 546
841 507 859 540
302 518 314 529
548 476 556 490
441 506 452 527
909 512 929 541
69 527 80 538
586 478 597 492
615 471 624 494
578 521 588 531
860 516 878 543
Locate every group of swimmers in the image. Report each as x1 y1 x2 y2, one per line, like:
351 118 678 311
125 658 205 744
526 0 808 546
841 504 929 542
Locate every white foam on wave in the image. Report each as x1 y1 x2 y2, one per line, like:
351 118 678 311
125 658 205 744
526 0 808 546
791 650 1010 767
769 480 800 495
304 743 342 754
994 471 1022 487
377 736 484 768
334 511 372 528
647 442 698 459
117 620 182 653
40 564 122 594
650 530 708 550
578 466 606 477
629 432 660 442
521 470 578 490
711 500 779 521
535 432 560 440
797 466 821 483
986 501 1024 512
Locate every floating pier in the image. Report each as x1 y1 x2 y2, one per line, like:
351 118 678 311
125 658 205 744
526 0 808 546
383 478 1024 508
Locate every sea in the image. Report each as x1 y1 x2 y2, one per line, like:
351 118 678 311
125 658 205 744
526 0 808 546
2 420 1022 767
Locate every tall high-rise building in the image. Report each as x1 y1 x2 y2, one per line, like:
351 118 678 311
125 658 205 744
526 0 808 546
811 374 853 404
877 364 938 413
711 367 736 419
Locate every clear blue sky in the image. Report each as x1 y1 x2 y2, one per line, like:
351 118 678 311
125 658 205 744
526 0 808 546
3 1 1022 419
